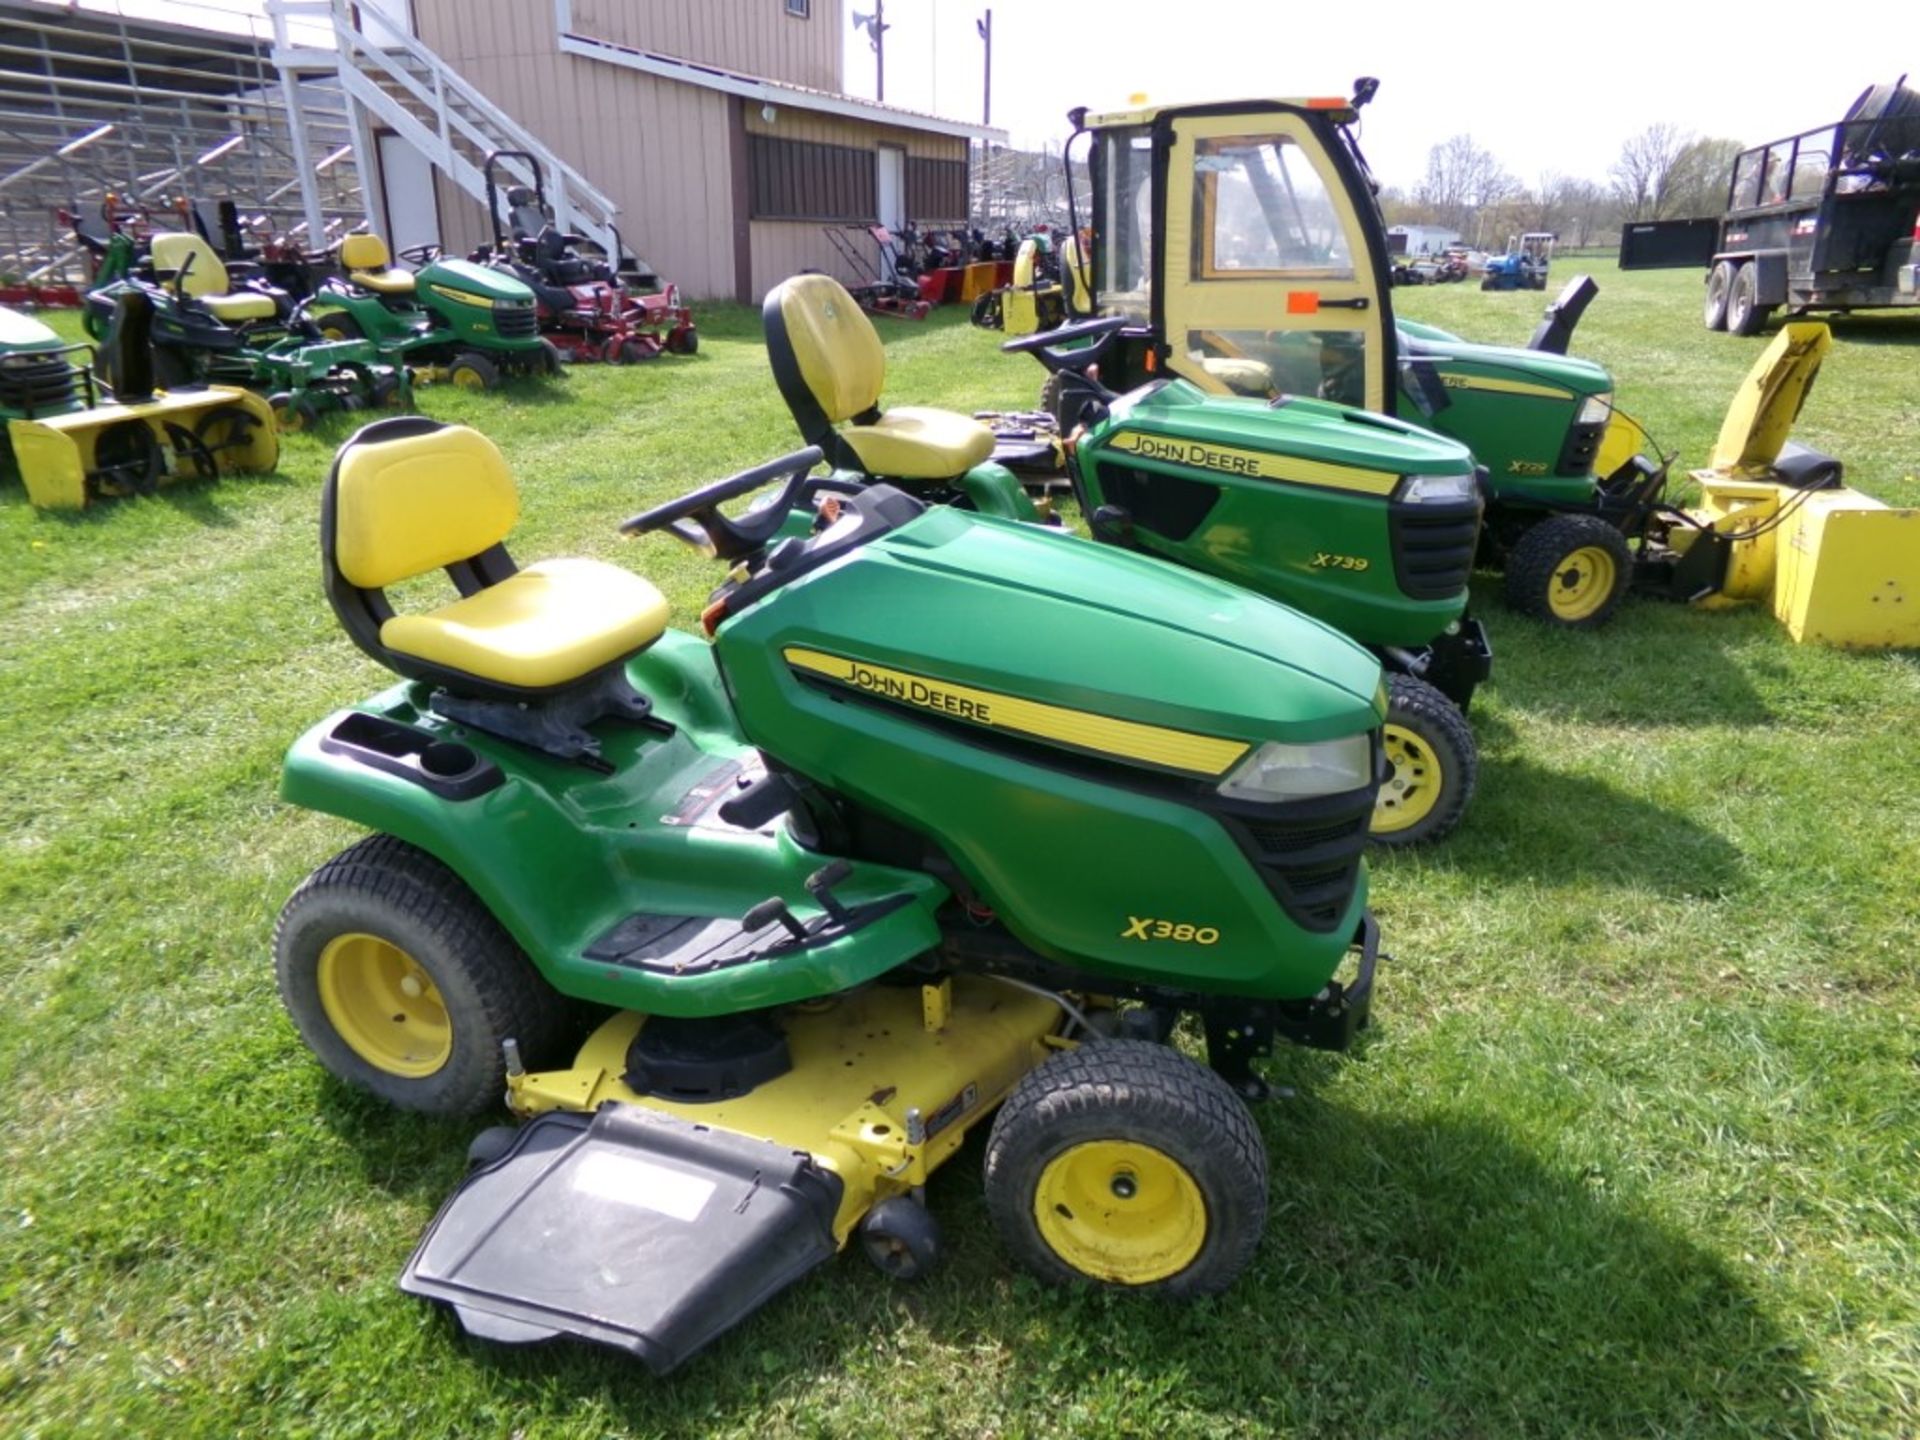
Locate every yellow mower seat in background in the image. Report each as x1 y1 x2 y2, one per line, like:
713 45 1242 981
327 419 668 692
763 274 993 479
339 233 418 296
149 233 277 322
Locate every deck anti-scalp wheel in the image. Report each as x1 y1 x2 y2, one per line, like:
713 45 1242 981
274 834 570 1115
983 1039 1267 1296
1372 673 1478 847
1504 513 1634 629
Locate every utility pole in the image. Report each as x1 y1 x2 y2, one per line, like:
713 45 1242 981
852 1 888 103
976 8 992 126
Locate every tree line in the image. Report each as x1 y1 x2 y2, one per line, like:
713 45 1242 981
1381 123 1745 248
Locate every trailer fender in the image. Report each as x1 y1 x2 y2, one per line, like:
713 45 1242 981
1711 251 1790 307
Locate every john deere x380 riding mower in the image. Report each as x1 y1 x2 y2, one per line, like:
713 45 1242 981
275 418 1389 1372
765 273 1488 845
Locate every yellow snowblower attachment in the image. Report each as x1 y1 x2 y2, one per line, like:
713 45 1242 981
1674 323 1918 647
12 386 277 509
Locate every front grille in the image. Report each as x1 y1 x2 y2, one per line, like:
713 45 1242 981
1388 497 1482 600
493 305 539 339
0 352 79 417
1214 784 1375 934
1557 418 1607 476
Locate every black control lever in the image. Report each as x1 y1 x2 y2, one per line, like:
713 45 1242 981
742 896 809 943
804 860 855 924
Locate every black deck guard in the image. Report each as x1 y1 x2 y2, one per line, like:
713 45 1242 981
400 1104 844 1374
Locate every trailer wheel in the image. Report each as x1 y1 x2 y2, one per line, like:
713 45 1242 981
1373 674 1478 847
984 1039 1266 1297
1505 513 1633 629
1726 264 1774 337
274 834 572 1115
1703 261 1736 331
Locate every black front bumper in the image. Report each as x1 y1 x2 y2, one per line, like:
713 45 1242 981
1397 615 1493 712
1275 911 1379 1052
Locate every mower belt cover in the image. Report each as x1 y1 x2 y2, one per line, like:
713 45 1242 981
11 385 277 509
401 1104 841 1374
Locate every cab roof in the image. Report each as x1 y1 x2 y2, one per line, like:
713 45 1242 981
1084 97 1358 130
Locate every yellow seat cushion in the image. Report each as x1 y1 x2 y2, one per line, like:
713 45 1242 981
840 405 995 480
380 558 670 690
201 291 278 322
1195 355 1275 395
351 267 416 296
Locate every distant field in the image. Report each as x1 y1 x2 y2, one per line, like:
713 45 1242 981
2 263 1916 1439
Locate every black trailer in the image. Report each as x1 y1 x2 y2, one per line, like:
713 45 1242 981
1703 79 1920 334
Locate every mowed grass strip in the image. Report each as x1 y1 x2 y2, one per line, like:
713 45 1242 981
1 265 1916 1440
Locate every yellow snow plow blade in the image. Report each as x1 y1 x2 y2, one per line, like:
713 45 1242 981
11 385 278 509
1680 323 1918 648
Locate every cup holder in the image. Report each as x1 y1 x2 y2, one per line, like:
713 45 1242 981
420 741 481 778
321 712 503 800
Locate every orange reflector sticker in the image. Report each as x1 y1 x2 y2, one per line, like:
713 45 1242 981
700 597 729 635
1306 97 1348 109
1144 349 1158 372
1287 292 1321 314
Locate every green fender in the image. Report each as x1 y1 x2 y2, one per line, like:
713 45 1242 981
958 461 1039 521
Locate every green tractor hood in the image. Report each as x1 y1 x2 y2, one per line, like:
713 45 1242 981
0 306 67 356
417 256 539 305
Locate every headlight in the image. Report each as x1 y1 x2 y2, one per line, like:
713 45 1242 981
1577 392 1613 425
1396 471 1477 504
1218 734 1372 801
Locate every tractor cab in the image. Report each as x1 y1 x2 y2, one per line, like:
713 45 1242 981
1078 96 1395 413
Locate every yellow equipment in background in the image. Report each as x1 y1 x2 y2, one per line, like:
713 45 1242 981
972 234 1067 337
1655 323 1918 647
3 297 278 510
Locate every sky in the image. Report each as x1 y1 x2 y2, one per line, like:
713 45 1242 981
847 0 1910 191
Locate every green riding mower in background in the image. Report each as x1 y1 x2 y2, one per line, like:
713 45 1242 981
81 232 410 431
766 273 1487 846
3 293 275 509
273 417 1392 1373
308 232 557 389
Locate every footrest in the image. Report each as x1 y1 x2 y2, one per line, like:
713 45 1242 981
400 1105 843 1374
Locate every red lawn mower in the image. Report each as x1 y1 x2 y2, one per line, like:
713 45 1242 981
475 151 696 364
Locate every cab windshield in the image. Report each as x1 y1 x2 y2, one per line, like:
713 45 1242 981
1092 125 1155 320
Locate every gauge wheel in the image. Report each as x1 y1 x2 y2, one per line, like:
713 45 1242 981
446 352 500 391
858 1195 943 1281
1725 263 1775 337
1504 513 1634 629
1372 674 1478 847
268 390 319 433
274 834 572 1115
1703 261 1736 331
666 325 698 355
984 1039 1267 1297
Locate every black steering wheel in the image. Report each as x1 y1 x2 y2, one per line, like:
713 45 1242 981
620 446 826 560
1000 313 1132 377
397 243 442 266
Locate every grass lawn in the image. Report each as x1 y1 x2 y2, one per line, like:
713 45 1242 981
2 263 1916 1439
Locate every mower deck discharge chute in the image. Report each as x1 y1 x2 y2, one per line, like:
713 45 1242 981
276 416 1390 1372
765 272 1488 846
4 295 276 509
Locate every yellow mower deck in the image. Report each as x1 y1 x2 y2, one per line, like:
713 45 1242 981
11 385 277 509
507 976 1066 1243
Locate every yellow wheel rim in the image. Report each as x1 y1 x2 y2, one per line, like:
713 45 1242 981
320 325 350 342
1373 723 1444 834
275 402 306 434
1033 1140 1207 1284
315 932 451 1078
450 367 487 391
1546 544 1617 621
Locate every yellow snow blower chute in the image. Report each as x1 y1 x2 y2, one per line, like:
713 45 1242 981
4 295 275 510
1602 323 1918 647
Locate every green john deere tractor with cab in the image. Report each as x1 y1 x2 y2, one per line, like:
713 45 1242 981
274 416 1391 1372
1044 86 1662 631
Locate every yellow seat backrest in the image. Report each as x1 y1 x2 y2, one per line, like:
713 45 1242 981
334 425 519 590
340 232 393 272
770 274 886 423
150 232 231 297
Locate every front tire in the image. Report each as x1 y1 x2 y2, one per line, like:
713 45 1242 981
1372 674 1477 846
273 834 571 1115
984 1040 1267 1297
446 352 500 391
1504 513 1633 629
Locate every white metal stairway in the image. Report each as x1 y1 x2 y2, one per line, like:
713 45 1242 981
266 0 622 263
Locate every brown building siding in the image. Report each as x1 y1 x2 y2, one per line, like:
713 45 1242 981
573 0 842 94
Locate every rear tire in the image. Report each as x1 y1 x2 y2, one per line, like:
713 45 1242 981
1703 261 1736 330
1372 674 1477 847
273 834 572 1116
1726 263 1774 336
1504 513 1633 629
315 310 364 342
984 1039 1266 1297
